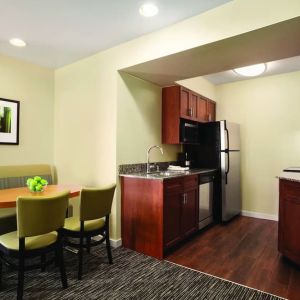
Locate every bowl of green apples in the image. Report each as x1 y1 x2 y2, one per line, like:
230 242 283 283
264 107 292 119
26 176 48 192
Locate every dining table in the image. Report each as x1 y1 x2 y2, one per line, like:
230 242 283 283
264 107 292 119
0 184 81 208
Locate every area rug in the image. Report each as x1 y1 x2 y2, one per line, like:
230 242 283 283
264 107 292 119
0 246 285 299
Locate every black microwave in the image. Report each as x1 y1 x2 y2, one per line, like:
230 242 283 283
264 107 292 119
180 120 199 144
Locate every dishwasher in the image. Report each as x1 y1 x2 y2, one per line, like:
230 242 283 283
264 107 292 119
199 174 214 230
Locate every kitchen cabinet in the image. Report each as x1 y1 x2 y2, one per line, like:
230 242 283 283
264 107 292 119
164 176 198 248
162 85 216 144
278 179 300 266
121 175 198 259
179 87 198 120
207 100 216 122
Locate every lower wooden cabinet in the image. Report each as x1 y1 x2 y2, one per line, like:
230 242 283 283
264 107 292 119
121 175 199 259
278 179 300 265
164 177 198 248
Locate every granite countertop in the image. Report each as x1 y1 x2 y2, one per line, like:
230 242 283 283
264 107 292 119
119 168 217 180
278 171 300 183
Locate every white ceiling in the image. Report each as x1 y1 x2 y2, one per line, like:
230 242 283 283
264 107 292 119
0 0 230 68
121 17 300 86
203 56 300 85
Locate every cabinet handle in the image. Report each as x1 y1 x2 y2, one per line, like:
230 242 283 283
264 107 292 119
191 108 193 117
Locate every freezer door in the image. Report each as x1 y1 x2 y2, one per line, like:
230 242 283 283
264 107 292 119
220 121 240 151
221 151 241 221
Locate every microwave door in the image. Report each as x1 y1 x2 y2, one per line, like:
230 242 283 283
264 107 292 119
181 121 198 143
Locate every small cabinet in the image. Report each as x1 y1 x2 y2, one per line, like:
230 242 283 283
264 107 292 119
162 85 216 144
207 100 216 122
164 175 198 249
278 179 300 265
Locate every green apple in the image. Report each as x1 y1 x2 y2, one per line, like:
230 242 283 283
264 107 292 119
26 178 33 186
34 176 42 182
41 179 48 186
35 184 43 191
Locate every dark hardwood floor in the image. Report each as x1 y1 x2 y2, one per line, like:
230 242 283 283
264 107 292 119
166 216 300 300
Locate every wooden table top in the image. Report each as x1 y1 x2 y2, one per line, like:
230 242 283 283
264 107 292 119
0 184 81 208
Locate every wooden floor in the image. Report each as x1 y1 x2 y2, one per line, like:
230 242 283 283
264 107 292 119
166 216 300 300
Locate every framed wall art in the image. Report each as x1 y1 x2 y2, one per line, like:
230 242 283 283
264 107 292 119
0 98 20 145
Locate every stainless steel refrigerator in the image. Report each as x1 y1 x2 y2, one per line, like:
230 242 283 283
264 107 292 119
185 120 241 222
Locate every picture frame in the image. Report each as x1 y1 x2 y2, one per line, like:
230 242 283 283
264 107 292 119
0 98 20 145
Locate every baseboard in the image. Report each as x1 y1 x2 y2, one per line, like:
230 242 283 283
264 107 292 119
110 238 122 248
241 210 278 221
91 236 122 248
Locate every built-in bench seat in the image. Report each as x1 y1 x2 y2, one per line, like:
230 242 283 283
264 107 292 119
0 164 72 235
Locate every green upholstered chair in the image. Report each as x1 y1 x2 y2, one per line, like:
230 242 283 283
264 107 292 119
63 184 116 280
0 164 56 235
0 191 69 300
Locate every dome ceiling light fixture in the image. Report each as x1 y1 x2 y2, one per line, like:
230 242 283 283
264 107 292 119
234 63 267 77
9 38 27 47
139 3 159 17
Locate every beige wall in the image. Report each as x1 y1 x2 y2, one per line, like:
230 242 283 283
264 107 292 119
117 73 180 165
177 77 218 101
54 0 300 240
0 54 54 166
217 71 300 217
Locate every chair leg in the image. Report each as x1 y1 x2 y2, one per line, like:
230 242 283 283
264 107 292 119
105 231 113 264
0 258 2 288
58 242 68 289
41 254 46 272
78 235 83 280
17 254 25 300
86 237 91 254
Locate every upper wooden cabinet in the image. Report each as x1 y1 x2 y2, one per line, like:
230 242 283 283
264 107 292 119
207 99 216 122
162 85 216 144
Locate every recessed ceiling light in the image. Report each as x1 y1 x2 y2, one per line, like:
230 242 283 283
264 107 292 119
234 63 266 77
9 38 26 47
139 3 159 17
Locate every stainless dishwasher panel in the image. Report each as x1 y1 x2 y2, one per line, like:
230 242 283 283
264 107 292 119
199 176 214 230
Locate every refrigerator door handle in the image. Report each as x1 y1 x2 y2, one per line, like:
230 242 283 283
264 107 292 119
225 149 230 184
225 126 229 150
224 121 230 184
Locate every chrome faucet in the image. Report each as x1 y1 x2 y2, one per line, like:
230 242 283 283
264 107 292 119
147 145 164 173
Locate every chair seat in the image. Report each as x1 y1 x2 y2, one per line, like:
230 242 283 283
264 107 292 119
64 217 105 232
0 231 57 250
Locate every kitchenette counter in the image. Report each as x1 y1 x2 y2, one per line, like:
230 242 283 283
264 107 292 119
278 170 300 183
119 168 217 180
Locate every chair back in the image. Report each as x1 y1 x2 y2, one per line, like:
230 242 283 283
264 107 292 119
17 190 69 238
80 184 116 221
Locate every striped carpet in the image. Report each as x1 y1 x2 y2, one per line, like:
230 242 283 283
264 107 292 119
0 246 284 299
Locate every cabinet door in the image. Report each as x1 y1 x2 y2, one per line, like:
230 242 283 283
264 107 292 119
207 100 216 122
164 192 182 248
180 88 190 119
189 92 198 120
197 97 207 122
181 187 198 237
279 180 300 265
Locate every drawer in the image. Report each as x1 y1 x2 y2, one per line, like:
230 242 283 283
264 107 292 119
164 178 182 194
280 179 300 203
183 175 198 190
